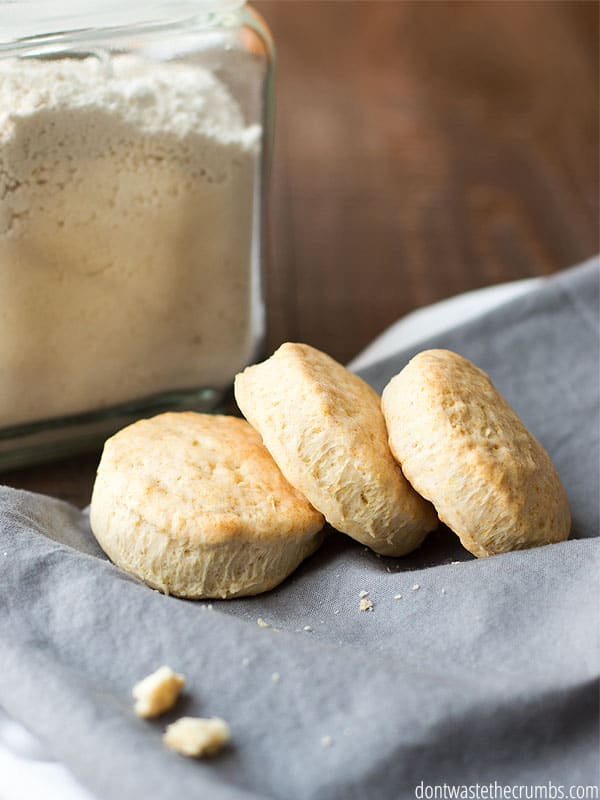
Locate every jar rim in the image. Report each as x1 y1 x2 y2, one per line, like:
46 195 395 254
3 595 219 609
0 1 246 45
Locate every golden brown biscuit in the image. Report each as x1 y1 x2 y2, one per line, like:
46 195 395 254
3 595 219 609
234 343 438 556
381 349 571 557
90 413 324 598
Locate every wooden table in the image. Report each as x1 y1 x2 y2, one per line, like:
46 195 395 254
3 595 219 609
3 0 598 507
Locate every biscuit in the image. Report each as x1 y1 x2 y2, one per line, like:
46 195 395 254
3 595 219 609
234 343 438 556
90 413 324 598
381 349 571 557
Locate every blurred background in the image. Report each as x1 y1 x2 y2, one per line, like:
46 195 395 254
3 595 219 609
254 0 599 363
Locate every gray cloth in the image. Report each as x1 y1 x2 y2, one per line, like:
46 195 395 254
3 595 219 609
1 258 599 800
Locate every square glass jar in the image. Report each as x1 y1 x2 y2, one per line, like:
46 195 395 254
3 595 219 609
0 0 274 469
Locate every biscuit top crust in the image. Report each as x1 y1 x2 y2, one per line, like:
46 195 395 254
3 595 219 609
382 349 571 556
95 412 323 546
235 343 437 553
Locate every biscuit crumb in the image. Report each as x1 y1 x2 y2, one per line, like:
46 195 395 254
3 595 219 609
132 666 185 718
333 609 340 615
441 588 447 595
359 598 374 612
359 590 369 598
271 672 281 683
412 584 420 591
163 717 230 758
321 735 333 747
393 594 402 600
303 625 313 632
257 617 270 628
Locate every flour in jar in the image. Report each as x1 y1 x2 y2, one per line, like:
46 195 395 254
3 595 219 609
0 55 261 427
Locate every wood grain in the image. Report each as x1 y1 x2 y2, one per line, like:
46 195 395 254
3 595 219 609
3 0 598 507
259 0 598 362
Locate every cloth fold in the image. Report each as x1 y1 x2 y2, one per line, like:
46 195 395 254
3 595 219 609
1 258 598 800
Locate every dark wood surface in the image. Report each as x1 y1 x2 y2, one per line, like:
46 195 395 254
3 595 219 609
3 0 599 507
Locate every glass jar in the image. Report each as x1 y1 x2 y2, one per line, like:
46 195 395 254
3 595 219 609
0 0 274 469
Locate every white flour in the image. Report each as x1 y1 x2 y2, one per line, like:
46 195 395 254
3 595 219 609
0 55 261 427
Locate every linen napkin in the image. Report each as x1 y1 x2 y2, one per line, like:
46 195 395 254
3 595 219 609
0 257 598 800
